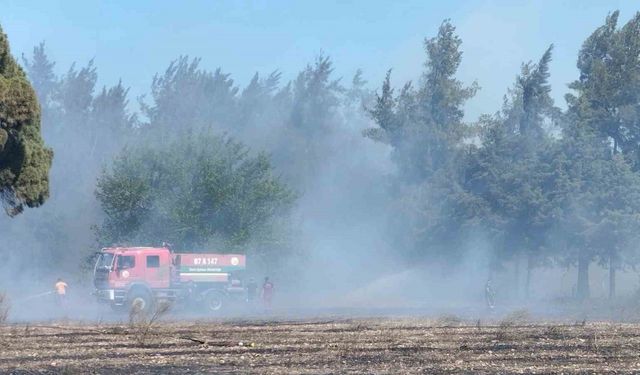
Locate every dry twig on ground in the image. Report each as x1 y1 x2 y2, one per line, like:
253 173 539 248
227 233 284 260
435 314 463 327
496 309 531 340
129 301 171 346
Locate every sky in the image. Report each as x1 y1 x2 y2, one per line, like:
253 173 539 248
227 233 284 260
1 0 638 120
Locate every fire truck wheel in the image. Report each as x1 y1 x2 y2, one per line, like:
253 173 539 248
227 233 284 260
204 290 224 312
128 290 153 314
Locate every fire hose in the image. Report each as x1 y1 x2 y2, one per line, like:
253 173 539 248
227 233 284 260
13 291 54 304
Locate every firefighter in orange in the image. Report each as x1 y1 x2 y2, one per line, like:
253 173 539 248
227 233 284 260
54 278 68 306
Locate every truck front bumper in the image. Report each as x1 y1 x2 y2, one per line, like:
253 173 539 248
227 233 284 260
94 289 126 305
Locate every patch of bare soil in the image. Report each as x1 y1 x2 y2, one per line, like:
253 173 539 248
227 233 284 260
2 318 640 374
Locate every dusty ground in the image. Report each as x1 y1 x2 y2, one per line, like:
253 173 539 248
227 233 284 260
2 316 640 374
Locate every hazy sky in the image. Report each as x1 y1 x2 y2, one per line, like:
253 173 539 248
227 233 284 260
1 0 637 119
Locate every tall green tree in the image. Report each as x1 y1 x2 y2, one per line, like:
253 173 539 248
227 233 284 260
565 11 640 298
237 71 281 129
364 20 478 264
141 57 239 140
90 80 137 161
566 11 640 160
365 20 478 184
95 133 295 251
21 42 56 114
344 69 372 108
274 55 344 189
0 25 52 216
549 120 640 300
471 46 558 296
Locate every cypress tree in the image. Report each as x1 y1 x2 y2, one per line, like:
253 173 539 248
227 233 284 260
0 24 53 216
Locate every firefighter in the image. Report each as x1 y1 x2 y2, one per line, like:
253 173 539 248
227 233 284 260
54 278 68 306
246 278 258 303
261 277 274 310
485 278 495 311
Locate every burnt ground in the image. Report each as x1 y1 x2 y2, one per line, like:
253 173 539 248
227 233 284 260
2 317 640 374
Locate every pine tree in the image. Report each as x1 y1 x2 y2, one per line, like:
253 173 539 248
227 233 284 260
461 46 558 298
365 20 477 183
90 80 136 160
21 42 56 112
564 11 640 298
277 55 343 189
363 20 479 264
549 121 640 300
237 71 281 130
142 57 239 140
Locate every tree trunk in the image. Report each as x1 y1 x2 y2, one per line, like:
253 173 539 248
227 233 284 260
609 249 616 299
577 252 590 301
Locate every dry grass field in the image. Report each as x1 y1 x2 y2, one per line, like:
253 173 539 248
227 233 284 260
2 315 640 374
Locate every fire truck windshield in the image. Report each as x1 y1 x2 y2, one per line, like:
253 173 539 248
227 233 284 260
96 252 115 269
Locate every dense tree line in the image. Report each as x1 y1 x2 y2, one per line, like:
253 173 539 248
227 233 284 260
0 27 378 277
2 11 640 300
365 14 640 300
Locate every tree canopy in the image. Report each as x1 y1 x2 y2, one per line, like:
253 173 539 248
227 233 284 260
95 133 295 251
0 25 52 216
361 12 640 300
5 11 640 302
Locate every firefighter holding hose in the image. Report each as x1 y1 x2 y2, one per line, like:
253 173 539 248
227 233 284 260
54 278 68 307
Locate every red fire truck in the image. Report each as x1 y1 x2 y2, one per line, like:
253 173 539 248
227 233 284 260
93 246 246 313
